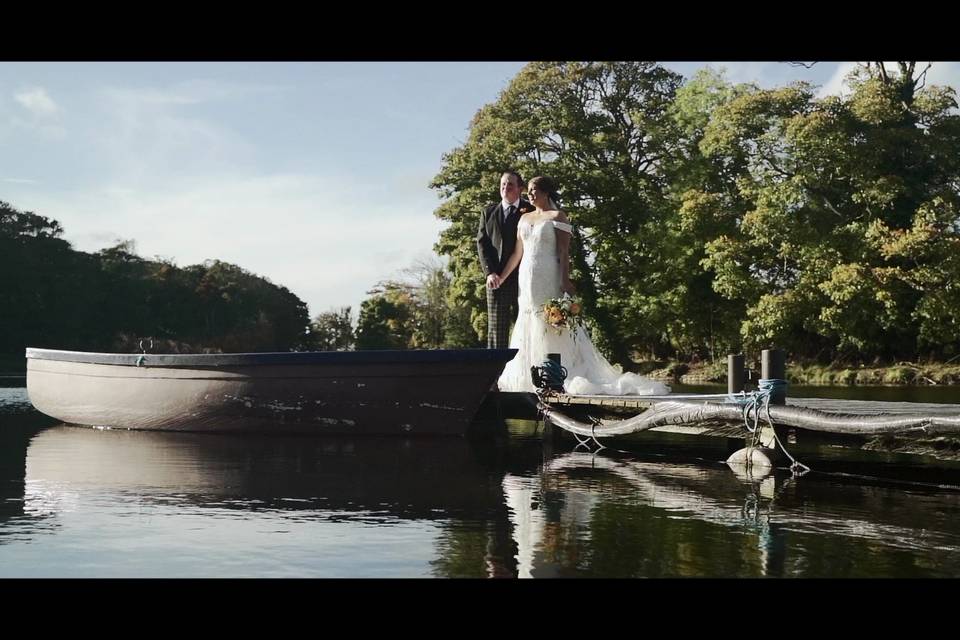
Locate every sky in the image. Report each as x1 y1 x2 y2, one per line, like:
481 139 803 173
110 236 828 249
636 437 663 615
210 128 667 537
3 61 959 320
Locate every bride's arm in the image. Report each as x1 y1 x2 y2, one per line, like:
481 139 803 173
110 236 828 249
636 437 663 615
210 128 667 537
496 231 524 285
555 211 576 295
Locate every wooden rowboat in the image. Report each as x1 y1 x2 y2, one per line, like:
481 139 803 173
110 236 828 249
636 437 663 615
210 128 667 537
25 347 516 435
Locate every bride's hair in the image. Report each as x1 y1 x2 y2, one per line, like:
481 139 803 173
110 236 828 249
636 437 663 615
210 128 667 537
529 175 561 210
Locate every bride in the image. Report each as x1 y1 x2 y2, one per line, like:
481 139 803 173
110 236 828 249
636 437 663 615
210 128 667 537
491 176 669 395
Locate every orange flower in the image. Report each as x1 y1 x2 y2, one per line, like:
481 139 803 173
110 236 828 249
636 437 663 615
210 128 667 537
542 296 585 330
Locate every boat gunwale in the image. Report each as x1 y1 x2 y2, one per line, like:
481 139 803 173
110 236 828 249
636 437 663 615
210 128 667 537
26 347 518 368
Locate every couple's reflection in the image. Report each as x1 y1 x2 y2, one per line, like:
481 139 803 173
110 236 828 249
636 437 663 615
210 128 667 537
501 450 791 577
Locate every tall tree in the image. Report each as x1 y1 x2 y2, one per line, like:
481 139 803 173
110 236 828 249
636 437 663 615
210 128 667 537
431 62 686 365
353 256 479 350
354 286 414 350
310 306 355 351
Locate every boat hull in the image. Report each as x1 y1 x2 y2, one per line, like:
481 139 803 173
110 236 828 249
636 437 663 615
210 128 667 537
26 348 516 435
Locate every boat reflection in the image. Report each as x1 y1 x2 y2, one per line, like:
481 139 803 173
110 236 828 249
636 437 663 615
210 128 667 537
0 396 57 534
23 425 511 511
6 423 531 576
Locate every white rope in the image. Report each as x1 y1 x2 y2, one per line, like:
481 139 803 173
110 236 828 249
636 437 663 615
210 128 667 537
543 380 812 475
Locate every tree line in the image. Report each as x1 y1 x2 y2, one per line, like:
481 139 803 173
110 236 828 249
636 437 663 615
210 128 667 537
1 200 311 357
1 198 469 360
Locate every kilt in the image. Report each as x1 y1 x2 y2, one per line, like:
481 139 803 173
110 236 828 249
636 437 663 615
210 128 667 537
486 275 519 349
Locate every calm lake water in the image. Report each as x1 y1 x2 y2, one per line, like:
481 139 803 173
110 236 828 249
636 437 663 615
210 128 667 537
3 384 960 578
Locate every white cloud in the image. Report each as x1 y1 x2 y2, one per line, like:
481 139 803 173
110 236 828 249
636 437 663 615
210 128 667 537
706 62 782 87
4 87 65 139
2 177 39 185
817 62 859 99
102 79 285 106
89 82 265 186
14 87 60 117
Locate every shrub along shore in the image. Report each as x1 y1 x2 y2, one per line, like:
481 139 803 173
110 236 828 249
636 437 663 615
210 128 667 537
643 359 960 386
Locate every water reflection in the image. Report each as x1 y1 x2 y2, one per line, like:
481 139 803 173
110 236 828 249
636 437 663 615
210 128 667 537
0 388 56 534
2 404 960 576
2 424 532 577
502 449 960 577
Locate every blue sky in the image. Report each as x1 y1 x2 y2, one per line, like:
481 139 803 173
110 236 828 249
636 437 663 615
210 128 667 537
3 61 958 320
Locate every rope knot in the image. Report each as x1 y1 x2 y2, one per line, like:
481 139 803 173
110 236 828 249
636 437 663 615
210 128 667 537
531 359 567 392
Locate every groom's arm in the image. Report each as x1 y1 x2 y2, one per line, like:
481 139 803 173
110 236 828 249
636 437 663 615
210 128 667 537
498 232 524 284
476 206 499 276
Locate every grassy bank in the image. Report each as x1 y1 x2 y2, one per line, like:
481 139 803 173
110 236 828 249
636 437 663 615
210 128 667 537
638 359 960 386
637 360 726 385
788 362 960 386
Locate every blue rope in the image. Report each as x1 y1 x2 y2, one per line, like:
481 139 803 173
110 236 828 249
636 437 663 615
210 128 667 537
726 379 788 413
727 377 808 475
532 359 568 392
736 378 787 433
758 378 788 400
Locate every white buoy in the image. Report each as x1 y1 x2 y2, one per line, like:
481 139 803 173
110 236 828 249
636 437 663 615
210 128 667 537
726 446 778 470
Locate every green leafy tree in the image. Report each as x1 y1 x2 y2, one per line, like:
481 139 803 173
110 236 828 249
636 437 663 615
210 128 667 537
698 62 960 361
1 200 311 356
310 306 355 351
354 256 480 351
0 201 106 353
431 61 687 365
662 68 757 359
401 257 479 349
354 287 414 350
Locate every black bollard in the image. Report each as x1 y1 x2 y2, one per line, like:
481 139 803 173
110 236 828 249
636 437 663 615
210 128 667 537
728 354 745 395
761 348 786 405
545 353 563 445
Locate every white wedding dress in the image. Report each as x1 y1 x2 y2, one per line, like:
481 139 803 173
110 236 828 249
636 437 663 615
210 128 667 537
498 217 670 395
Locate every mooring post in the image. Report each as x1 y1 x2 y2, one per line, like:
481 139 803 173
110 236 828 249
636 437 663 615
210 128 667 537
545 353 563 445
761 348 786 405
726 353 748 456
761 347 789 454
729 348 788 468
728 354 745 395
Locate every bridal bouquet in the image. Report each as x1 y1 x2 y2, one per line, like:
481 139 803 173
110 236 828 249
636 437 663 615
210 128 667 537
541 293 584 332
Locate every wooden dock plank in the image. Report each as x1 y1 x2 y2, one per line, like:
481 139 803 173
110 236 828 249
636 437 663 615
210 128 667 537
493 391 960 416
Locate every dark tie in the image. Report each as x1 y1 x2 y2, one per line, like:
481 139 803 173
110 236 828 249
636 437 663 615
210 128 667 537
503 205 515 224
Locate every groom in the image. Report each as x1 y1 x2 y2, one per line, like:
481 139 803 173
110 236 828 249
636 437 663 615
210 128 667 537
477 170 531 348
